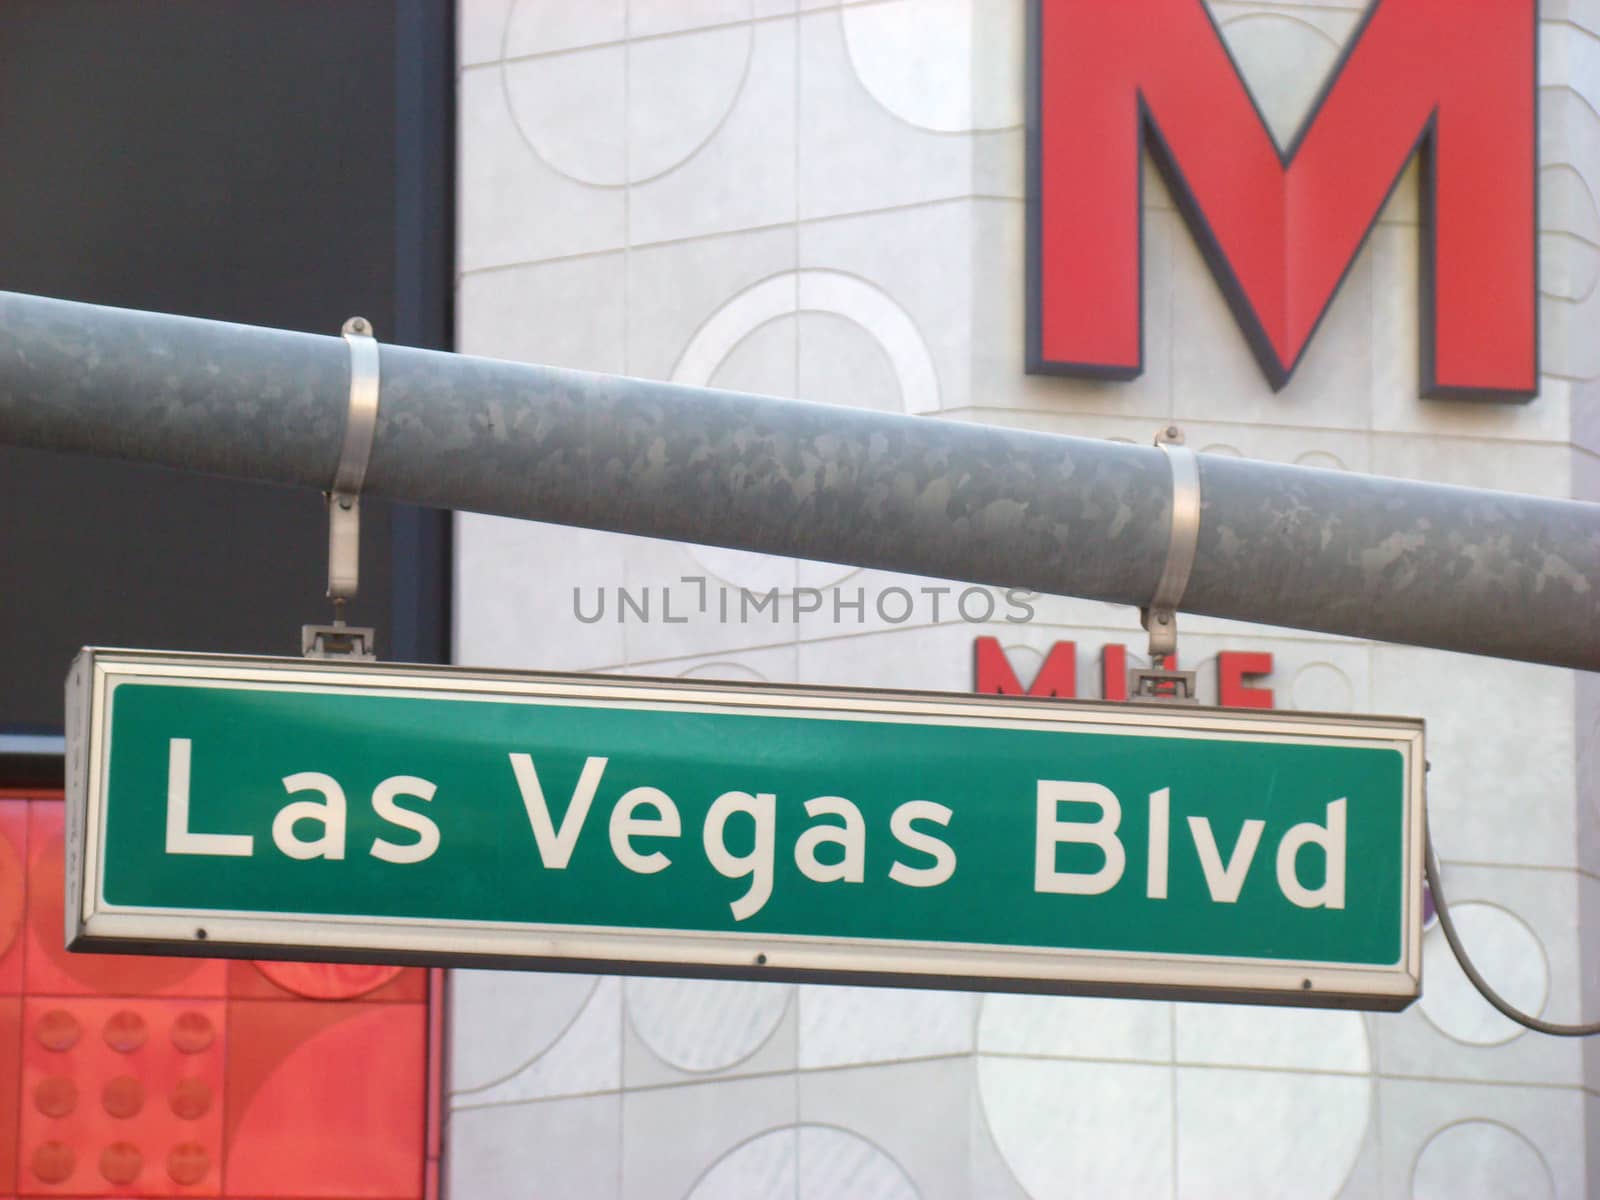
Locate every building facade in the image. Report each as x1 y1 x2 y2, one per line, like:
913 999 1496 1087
447 1 1598 1195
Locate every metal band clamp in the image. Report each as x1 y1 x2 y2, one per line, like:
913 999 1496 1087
303 317 379 660
1132 425 1200 702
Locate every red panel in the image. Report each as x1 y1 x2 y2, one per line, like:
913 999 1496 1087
227 963 421 1005
19 996 225 1196
23 806 226 1000
0 997 21 1195
1036 0 1537 396
0 797 434 1200
0 803 30 998
423 970 443 1200
222 1002 425 1198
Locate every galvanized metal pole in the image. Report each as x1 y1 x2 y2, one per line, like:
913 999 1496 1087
1 289 1596 671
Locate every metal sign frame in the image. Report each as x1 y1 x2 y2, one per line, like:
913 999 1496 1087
67 648 1426 1010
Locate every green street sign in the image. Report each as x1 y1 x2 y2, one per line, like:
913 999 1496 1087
67 649 1426 1009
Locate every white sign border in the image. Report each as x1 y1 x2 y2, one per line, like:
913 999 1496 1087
66 648 1426 1010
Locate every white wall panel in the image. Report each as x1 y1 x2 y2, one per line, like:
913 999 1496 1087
454 0 1598 1192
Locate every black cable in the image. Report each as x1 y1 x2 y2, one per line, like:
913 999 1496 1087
1424 824 1600 1037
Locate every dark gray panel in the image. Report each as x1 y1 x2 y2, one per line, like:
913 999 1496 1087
0 0 452 731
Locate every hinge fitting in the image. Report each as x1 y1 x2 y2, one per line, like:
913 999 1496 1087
1130 424 1200 703
303 317 379 661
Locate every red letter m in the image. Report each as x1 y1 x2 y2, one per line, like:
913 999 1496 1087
1030 0 1536 398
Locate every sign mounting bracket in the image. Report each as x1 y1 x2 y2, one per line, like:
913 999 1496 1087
302 317 379 661
1132 425 1200 703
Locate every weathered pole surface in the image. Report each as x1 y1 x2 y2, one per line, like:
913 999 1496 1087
1 290 1596 671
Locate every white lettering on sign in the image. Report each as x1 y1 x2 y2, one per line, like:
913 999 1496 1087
1277 799 1347 910
1039 780 1350 910
507 757 962 922
704 789 777 920
158 742 1350 918
609 785 681 875
1146 787 1169 899
1188 815 1266 904
888 800 956 888
794 795 866 884
274 772 348 860
164 738 254 857
1034 780 1126 895
369 776 441 865
161 738 443 864
510 752 607 869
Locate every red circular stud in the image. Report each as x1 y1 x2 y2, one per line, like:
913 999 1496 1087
103 1009 148 1053
170 1077 212 1120
34 1075 76 1118
35 1008 81 1052
168 1141 210 1186
170 1010 215 1053
103 1075 145 1119
31 1140 73 1183
99 1140 142 1185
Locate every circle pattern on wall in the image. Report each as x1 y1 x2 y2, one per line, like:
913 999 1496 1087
1417 902 1548 1046
450 970 600 1095
840 0 1024 132
1411 1121 1553 1199
687 1125 920 1199
625 977 791 1073
501 1 753 187
1214 13 1343 148
1290 662 1356 712
251 962 404 1001
975 993 1371 1198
